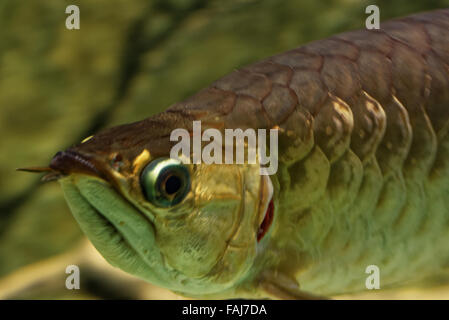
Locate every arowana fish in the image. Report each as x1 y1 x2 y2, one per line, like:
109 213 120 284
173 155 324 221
21 8 449 299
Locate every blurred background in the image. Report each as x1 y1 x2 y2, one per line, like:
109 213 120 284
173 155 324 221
1 0 449 299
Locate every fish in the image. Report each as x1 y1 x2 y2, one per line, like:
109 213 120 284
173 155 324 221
20 8 449 299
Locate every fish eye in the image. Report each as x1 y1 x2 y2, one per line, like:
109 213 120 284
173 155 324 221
140 157 190 207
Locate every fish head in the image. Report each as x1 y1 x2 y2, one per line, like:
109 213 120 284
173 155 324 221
45 112 275 296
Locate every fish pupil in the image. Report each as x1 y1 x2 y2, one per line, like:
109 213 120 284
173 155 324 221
163 174 182 195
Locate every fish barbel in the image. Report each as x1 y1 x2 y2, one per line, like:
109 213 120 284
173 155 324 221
22 9 449 299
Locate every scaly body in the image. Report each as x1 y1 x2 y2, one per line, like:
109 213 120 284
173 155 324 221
242 8 449 295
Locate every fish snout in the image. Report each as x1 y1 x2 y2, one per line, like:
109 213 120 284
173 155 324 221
49 150 103 178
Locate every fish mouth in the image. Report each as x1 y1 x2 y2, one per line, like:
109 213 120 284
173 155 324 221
62 178 142 256
257 175 274 242
59 174 182 289
49 150 105 178
17 150 108 182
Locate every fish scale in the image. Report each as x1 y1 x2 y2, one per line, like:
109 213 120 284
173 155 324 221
257 10 449 294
